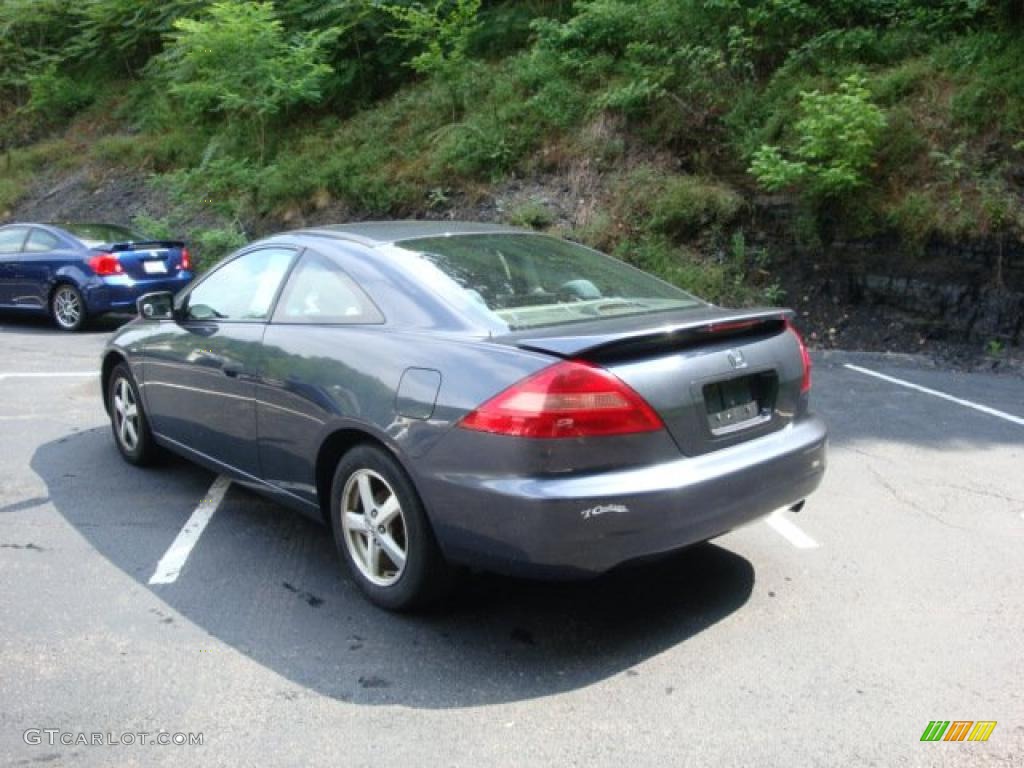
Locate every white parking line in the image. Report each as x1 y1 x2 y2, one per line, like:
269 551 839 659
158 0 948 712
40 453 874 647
149 475 231 585
0 372 95 381
844 364 1024 427
766 509 820 549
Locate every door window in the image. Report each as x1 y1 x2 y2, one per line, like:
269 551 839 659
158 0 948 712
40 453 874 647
185 248 294 321
272 250 383 324
0 227 28 253
24 229 62 253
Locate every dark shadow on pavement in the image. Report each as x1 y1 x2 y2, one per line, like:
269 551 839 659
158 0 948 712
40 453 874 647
31 426 756 709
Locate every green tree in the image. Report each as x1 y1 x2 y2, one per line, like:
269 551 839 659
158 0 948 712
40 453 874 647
155 0 335 161
749 74 887 198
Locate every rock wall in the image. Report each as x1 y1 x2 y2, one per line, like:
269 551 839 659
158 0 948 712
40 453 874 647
753 198 1024 346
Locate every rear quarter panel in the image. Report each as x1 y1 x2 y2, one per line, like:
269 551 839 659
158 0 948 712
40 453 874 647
254 326 555 506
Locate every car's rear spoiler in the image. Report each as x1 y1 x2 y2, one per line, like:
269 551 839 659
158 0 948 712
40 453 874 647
501 307 794 359
103 240 186 252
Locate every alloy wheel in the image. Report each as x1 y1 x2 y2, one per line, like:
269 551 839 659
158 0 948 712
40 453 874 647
112 377 140 452
341 469 408 587
53 286 82 329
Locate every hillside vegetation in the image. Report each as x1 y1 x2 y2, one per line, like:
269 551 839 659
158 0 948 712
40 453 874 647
2 0 1023 313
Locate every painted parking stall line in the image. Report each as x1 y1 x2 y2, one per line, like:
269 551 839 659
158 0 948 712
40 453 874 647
766 508 820 549
149 475 231 585
0 372 95 381
844 364 1024 427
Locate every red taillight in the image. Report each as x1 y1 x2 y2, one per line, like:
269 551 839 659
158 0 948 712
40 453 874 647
459 360 665 438
180 247 192 271
786 319 812 394
87 252 122 276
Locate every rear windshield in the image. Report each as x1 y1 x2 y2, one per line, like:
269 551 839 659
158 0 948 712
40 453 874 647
395 233 704 330
56 223 141 248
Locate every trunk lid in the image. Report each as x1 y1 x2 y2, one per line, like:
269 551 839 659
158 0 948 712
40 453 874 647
500 307 806 456
102 240 188 279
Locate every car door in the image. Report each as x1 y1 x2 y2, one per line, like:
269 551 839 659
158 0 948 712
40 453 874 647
257 247 386 508
0 227 29 306
17 228 66 309
141 246 296 477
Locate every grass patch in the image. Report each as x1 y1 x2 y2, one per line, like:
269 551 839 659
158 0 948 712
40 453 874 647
0 138 79 212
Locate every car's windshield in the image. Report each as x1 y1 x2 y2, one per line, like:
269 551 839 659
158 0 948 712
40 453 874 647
56 223 142 248
395 233 705 330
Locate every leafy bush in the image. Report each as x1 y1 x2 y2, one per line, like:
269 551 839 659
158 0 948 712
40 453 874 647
68 0 208 71
153 0 335 160
611 233 775 307
190 224 249 271
750 74 887 198
611 167 742 240
946 32 1024 134
383 0 481 80
25 64 97 119
506 200 555 229
159 152 269 220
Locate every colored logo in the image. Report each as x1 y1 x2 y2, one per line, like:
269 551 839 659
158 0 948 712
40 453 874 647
920 721 997 742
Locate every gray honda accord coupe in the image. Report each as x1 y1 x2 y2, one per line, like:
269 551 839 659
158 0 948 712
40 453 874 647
101 221 827 610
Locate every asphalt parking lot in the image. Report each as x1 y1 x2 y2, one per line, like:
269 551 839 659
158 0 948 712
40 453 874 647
1 314 1022 767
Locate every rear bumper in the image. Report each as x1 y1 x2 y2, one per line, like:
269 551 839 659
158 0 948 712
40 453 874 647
422 416 827 577
83 273 193 313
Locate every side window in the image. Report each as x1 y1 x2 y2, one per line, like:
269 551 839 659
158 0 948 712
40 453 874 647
0 227 28 253
186 248 294 321
24 229 61 253
272 250 384 325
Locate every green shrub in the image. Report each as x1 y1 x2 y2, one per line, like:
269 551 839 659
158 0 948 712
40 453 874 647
383 0 480 80
649 175 743 239
131 213 177 240
750 74 887 198
191 225 248 271
25 64 96 119
159 152 269 220
611 234 772 307
506 200 554 229
946 32 1024 134
612 167 742 240
153 0 335 160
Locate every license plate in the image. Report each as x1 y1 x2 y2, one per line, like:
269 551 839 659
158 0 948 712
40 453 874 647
143 260 167 274
704 373 774 435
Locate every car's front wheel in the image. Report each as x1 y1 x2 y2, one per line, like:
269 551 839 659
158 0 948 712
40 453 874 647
108 363 158 466
330 444 455 611
51 284 87 332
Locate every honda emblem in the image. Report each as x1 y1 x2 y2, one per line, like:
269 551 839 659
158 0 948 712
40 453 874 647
727 349 748 369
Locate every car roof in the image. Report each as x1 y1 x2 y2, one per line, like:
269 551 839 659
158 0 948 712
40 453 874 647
292 220 531 247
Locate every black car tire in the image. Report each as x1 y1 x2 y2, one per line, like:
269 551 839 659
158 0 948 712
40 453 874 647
330 444 456 611
50 283 88 332
108 363 159 466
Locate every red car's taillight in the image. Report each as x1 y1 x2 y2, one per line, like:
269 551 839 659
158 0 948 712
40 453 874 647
786 319 812 394
180 247 192 271
87 252 123 276
459 360 665 439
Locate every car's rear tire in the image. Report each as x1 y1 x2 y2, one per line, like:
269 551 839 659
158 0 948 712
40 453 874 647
108 363 158 466
330 444 455 611
51 283 88 332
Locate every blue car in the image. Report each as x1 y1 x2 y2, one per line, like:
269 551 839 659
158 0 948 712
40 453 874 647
0 222 193 331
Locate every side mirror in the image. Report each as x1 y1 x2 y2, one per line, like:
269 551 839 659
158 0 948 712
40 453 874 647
137 291 175 320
